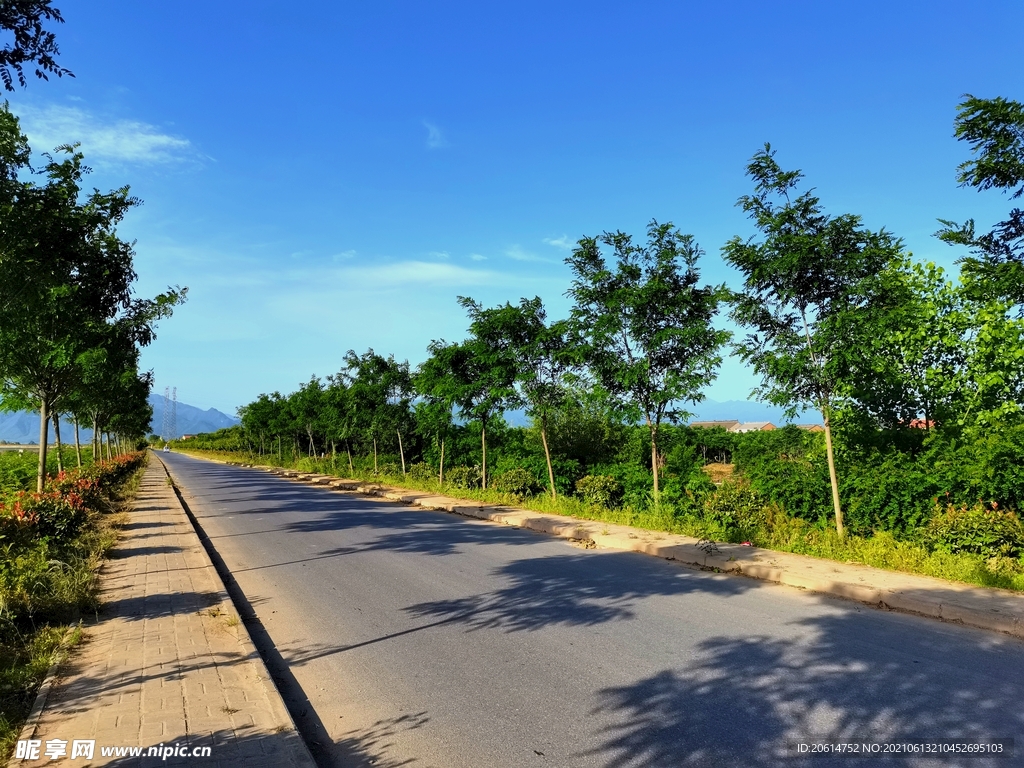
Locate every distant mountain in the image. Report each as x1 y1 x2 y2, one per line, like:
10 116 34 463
148 394 238 439
0 396 238 444
688 398 796 424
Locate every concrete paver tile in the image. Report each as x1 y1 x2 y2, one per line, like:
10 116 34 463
9 460 314 768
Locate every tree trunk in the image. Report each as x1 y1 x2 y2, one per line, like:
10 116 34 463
278 435 282 462
346 441 354 475
106 433 112 461
821 406 845 538
647 417 659 500
801 311 844 537
480 420 487 490
397 430 406 476
52 413 63 474
438 437 445 485
373 437 378 474
92 416 99 462
36 399 49 493
73 416 82 468
540 419 556 499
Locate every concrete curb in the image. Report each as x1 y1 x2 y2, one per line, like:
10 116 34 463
181 453 1024 641
153 456 317 767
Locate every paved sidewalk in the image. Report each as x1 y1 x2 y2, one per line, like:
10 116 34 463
261 465 1024 640
9 460 315 767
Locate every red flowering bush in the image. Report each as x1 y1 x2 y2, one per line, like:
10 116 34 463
0 452 146 545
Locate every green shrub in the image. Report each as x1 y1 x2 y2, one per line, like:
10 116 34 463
407 462 436 481
445 466 481 489
27 492 88 541
375 462 399 477
575 475 623 508
493 467 540 497
923 503 1024 558
841 453 938 536
733 426 832 521
699 481 776 543
591 462 652 509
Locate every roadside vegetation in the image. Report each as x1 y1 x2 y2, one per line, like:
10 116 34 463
175 93 1024 593
0 5 181 757
0 449 147 758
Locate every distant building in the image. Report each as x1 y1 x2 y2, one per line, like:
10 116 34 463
796 424 825 432
180 434 194 441
730 421 776 433
689 420 739 430
908 418 936 429
690 419 778 432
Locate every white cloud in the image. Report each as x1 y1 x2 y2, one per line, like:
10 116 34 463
331 249 357 262
543 235 574 250
469 253 487 261
334 260 500 288
428 250 450 260
423 121 447 149
505 244 555 264
17 104 195 165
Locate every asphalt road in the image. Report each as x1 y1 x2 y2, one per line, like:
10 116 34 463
158 452 1024 768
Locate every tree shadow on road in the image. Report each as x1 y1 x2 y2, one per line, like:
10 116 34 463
278 550 757 669
403 550 754 633
583 611 1024 768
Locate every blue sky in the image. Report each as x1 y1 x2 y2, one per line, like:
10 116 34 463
6 0 1023 415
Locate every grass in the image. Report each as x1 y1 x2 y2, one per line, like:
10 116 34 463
0 447 104 495
180 448 1024 593
0 454 144 760
0 625 81 757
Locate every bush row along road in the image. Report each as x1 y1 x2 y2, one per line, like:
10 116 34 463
160 452 1024 768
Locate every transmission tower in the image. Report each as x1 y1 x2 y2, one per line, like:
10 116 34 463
161 386 178 440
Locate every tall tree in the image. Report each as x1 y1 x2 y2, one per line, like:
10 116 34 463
342 349 412 474
291 376 325 457
468 297 576 499
841 258 969 431
567 221 728 500
0 106 183 489
457 297 523 490
723 144 904 536
0 0 72 90
937 95 1024 311
414 346 463 485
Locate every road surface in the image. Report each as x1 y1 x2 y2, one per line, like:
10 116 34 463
158 452 1024 767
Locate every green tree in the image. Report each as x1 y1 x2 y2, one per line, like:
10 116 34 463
471 297 576 499
291 376 325 457
0 107 184 489
342 349 412 474
0 0 72 90
841 258 969 431
321 373 353 469
238 392 280 456
723 145 904 536
457 297 524 490
938 95 1024 310
567 220 728 500
414 345 464 484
